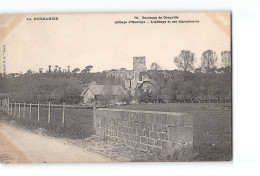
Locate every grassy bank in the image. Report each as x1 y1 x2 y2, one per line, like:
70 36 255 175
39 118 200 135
0 106 95 139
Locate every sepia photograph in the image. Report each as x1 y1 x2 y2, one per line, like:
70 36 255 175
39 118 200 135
0 12 231 163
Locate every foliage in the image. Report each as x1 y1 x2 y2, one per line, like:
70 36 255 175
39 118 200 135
81 65 93 73
0 72 109 104
221 50 231 68
139 69 231 103
174 50 195 72
201 50 218 73
1 49 231 104
119 90 133 104
72 68 80 74
150 62 162 70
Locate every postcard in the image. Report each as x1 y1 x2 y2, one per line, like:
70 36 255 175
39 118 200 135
0 12 231 163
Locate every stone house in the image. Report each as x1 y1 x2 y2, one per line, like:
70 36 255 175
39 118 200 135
80 81 127 105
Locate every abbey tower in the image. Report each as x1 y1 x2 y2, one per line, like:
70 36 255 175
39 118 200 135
133 56 147 88
105 56 148 94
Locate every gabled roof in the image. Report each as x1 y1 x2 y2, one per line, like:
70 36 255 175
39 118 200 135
0 93 11 98
135 80 154 90
81 83 127 96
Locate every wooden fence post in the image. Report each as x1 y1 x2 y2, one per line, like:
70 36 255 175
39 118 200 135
93 100 97 134
29 103 32 120
10 102 12 115
48 102 51 124
18 102 21 118
7 97 10 111
37 102 40 122
23 102 25 118
14 102 16 116
62 102 65 127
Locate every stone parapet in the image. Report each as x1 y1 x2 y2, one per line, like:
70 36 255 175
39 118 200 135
95 108 193 156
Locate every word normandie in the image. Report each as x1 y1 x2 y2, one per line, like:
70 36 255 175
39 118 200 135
26 17 59 21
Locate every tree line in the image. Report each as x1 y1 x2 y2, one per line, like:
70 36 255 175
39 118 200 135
0 49 231 104
2 65 94 78
135 50 231 103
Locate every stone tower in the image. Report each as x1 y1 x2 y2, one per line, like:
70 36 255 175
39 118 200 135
133 56 147 88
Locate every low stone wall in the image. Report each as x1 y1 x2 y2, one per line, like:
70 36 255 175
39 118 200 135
95 108 193 156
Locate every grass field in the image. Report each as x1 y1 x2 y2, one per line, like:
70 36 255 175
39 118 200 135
114 103 232 161
2 105 95 139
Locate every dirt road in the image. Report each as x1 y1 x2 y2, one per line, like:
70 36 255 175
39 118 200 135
0 122 113 163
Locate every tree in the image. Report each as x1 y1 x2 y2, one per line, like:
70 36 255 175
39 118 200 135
39 68 43 74
81 65 93 73
54 65 59 73
135 89 154 103
150 62 162 70
86 65 93 73
149 71 167 103
194 67 202 73
72 68 80 74
119 90 132 104
67 66 70 73
26 69 32 74
201 50 218 73
174 50 195 72
48 65 52 73
209 66 218 74
221 50 231 68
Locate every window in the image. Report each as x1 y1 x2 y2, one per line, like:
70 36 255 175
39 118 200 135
139 74 142 81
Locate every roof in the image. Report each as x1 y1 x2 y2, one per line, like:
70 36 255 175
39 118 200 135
81 84 127 96
0 93 11 98
48 91 62 99
136 80 154 90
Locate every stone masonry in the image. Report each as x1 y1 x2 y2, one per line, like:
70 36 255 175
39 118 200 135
95 108 193 156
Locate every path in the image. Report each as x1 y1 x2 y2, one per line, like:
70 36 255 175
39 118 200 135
0 122 113 163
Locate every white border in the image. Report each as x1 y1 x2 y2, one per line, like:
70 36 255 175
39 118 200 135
1 0 260 176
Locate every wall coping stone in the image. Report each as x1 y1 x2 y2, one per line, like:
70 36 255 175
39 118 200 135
98 108 189 116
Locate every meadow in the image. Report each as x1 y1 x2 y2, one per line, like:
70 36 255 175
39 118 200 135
5 105 95 139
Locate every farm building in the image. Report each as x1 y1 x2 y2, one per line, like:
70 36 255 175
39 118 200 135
80 81 127 105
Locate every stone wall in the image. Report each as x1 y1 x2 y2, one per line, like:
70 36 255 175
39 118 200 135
95 108 193 156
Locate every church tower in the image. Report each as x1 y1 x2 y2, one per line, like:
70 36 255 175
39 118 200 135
133 56 147 88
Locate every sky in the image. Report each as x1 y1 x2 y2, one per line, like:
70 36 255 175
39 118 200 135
0 12 231 74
